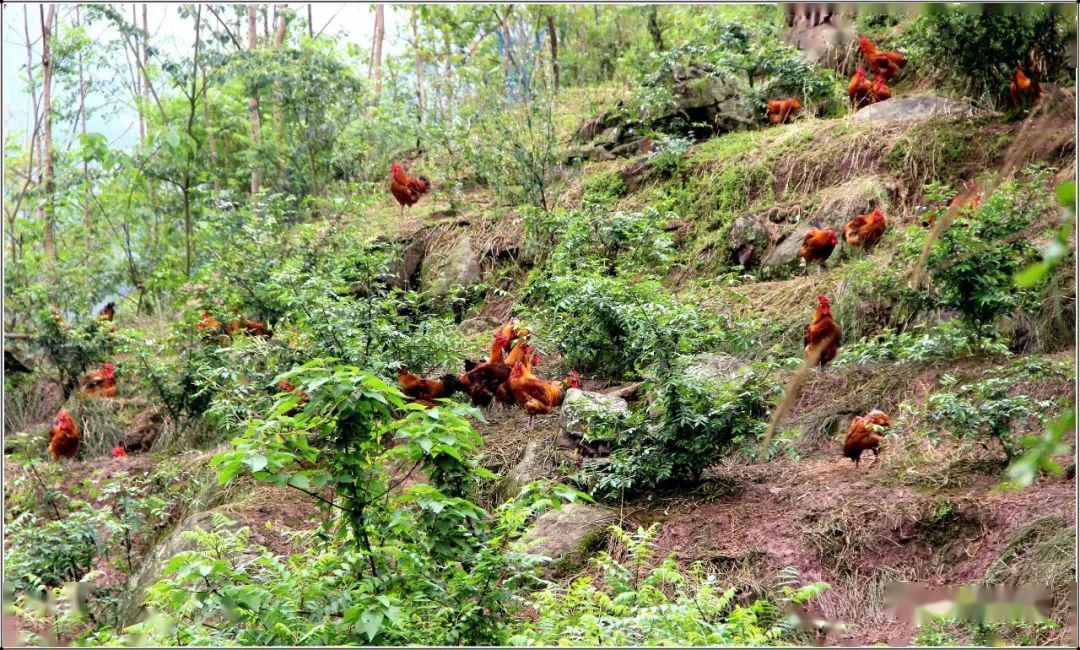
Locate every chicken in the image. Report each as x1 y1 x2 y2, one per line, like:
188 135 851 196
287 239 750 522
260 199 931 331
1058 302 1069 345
277 379 310 416
843 206 888 249
848 67 873 109
48 409 81 462
396 366 464 402
458 334 513 408
842 409 891 467
870 75 892 103
766 98 802 125
111 445 128 459
799 227 838 270
508 354 581 428
926 182 982 228
97 301 116 321
225 317 273 338
197 310 222 334
389 162 431 216
803 295 842 369
1009 68 1042 109
80 363 117 397
859 36 907 81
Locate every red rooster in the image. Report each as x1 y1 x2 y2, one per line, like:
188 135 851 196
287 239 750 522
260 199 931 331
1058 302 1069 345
509 354 581 428
80 363 117 397
848 67 873 109
766 98 802 125
1009 68 1042 109
799 227 838 270
804 295 842 369
870 76 892 103
49 409 81 462
859 36 907 81
843 206 888 250
389 162 430 216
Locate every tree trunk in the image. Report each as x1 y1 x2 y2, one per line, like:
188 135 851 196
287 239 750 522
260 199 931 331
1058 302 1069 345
307 4 314 39
647 6 665 52
547 14 559 90
40 4 56 267
410 8 425 126
23 6 39 206
499 9 512 98
131 4 145 141
273 4 288 180
183 4 203 277
247 4 262 195
202 66 220 198
264 5 271 40
371 4 384 102
77 6 90 242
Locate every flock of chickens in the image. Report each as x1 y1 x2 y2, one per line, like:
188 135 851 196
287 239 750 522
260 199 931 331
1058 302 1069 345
766 35 1042 126
397 319 582 428
44 32 1042 472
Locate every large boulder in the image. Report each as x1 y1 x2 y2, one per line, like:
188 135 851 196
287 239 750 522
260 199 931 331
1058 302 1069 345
761 212 850 269
117 509 242 625
420 235 481 298
458 316 500 338
728 214 773 268
567 66 752 160
559 388 628 456
497 438 557 502
683 353 749 385
854 96 980 122
524 503 618 573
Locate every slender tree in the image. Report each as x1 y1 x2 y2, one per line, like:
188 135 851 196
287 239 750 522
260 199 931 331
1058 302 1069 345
410 7 425 125
248 4 262 195
40 4 56 266
307 4 314 39
547 14 559 90
77 6 91 240
370 4 384 101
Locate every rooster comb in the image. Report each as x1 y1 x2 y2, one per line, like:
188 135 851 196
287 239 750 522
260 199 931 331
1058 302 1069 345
817 295 830 305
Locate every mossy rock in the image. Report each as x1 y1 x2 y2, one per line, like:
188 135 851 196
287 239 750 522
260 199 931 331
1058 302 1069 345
524 503 618 576
420 235 481 298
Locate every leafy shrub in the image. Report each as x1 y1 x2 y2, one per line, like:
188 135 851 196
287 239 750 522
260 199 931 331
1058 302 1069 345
582 171 628 206
510 524 829 646
3 509 104 596
645 132 694 176
835 321 1011 367
34 308 115 398
926 170 1053 330
902 4 1072 108
594 362 778 497
201 359 584 645
927 374 1057 461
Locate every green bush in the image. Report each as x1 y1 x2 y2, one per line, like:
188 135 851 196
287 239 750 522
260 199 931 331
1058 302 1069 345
593 361 778 497
927 374 1057 461
927 172 1050 330
582 171 628 206
3 509 104 595
902 4 1073 108
510 524 829 646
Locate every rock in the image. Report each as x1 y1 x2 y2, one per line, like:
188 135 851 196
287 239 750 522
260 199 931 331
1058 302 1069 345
118 509 243 625
602 381 644 402
561 388 629 440
683 353 749 385
761 212 849 268
854 96 980 121
728 214 773 268
564 144 616 163
670 74 755 133
420 235 481 298
497 438 556 502
458 316 500 338
524 503 618 572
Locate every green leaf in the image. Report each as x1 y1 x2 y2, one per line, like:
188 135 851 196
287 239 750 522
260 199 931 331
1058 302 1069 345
249 455 269 472
359 607 384 641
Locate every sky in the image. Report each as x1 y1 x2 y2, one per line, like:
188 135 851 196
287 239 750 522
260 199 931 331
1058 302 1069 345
2 2 407 150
